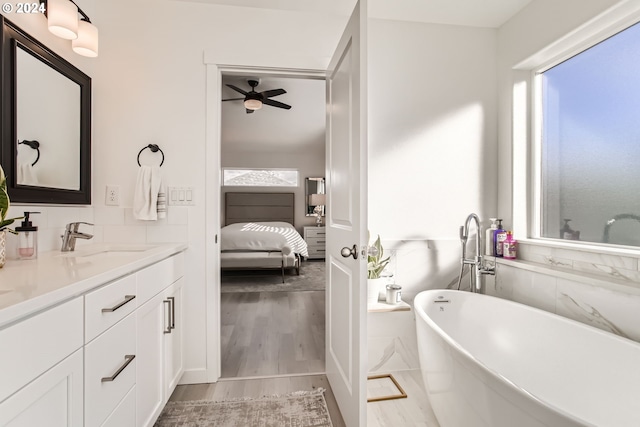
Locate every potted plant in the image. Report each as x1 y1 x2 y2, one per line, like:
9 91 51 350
367 234 390 304
0 165 23 267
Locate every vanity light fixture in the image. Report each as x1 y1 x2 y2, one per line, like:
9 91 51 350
45 0 77 40
41 0 99 57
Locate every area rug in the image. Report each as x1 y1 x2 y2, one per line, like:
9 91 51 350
221 261 325 293
154 388 333 427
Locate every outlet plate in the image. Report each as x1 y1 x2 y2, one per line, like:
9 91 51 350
105 185 120 206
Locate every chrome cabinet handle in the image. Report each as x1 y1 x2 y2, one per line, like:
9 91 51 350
102 295 136 313
101 355 135 382
341 245 358 259
163 299 172 334
168 296 176 330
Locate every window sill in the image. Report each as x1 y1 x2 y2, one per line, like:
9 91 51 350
518 238 640 259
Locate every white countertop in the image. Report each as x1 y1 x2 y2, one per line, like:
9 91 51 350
0 242 188 328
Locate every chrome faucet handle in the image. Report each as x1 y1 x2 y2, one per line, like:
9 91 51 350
67 221 94 232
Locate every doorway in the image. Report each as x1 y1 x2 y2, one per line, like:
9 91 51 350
218 71 327 379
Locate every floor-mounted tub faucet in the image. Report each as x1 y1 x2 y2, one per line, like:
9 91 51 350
457 213 494 292
61 222 94 252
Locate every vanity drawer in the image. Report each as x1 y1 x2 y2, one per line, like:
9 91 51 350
0 297 83 403
137 254 184 305
85 312 136 427
85 274 137 343
102 385 136 427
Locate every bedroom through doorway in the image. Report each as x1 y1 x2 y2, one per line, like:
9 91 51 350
218 72 327 379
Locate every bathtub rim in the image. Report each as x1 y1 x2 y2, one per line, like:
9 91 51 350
412 289 637 427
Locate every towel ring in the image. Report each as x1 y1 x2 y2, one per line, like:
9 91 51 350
137 144 164 167
18 140 41 166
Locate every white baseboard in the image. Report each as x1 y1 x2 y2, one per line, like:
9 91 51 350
179 368 210 385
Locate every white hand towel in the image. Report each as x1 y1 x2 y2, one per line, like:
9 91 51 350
17 162 39 186
133 165 162 220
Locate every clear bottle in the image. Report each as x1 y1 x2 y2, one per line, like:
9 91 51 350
16 211 39 260
494 219 507 257
485 218 499 256
503 231 517 259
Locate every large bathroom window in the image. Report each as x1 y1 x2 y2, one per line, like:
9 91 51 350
536 20 640 247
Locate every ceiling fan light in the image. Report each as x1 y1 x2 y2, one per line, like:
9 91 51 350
47 0 79 40
72 19 99 57
244 99 262 110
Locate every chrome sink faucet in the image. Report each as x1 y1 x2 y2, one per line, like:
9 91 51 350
61 222 94 252
458 213 495 293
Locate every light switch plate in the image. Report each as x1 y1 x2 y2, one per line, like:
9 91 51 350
168 187 195 206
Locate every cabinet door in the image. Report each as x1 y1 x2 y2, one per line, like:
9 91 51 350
164 278 184 397
0 350 83 427
135 292 165 427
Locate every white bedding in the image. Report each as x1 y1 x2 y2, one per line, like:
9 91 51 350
221 222 309 258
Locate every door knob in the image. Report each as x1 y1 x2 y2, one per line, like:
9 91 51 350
341 245 358 259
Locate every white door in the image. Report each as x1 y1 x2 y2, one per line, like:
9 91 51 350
325 1 368 426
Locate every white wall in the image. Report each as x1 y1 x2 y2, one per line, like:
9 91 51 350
368 18 498 299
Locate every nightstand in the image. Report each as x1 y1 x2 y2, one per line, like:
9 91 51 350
304 226 326 259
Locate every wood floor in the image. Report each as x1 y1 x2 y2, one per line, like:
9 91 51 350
220 290 325 378
168 374 346 427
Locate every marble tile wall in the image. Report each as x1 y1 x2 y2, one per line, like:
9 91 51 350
368 308 420 374
486 241 640 343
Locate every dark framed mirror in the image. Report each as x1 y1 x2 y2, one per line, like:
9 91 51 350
1 16 91 204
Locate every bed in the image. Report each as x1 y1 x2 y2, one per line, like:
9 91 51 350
220 192 308 282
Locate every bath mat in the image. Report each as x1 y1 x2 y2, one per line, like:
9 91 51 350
221 261 325 293
154 388 333 427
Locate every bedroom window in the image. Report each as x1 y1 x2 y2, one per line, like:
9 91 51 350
535 20 640 247
222 168 299 187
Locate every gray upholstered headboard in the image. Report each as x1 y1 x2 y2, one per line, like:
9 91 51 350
225 192 295 226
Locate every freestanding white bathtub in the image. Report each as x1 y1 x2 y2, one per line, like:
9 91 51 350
414 289 640 427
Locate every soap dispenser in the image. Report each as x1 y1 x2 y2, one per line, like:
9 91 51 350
16 212 40 260
485 218 499 256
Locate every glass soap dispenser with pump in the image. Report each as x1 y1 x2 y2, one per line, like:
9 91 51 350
16 211 40 260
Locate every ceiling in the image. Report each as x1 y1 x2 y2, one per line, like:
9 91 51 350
177 0 533 28
221 75 325 153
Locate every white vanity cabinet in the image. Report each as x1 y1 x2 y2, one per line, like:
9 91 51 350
0 246 186 427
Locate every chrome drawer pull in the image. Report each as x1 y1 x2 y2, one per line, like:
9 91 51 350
168 296 176 330
163 300 172 334
102 295 136 313
101 355 135 382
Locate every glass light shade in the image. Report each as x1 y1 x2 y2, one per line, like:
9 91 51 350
47 0 78 40
244 99 262 110
72 20 99 57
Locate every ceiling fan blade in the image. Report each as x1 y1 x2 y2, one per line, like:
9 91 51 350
222 97 244 102
246 108 255 114
262 98 292 110
260 88 286 98
226 84 249 96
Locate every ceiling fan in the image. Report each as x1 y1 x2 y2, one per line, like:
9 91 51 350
222 79 292 114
